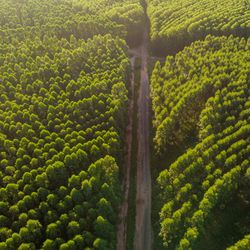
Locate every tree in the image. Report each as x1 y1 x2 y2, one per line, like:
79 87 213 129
94 216 112 239
46 223 61 240
0 215 9 228
18 213 28 226
0 201 9 215
0 242 8 250
26 219 42 243
73 235 85 249
93 238 109 249
47 194 59 208
97 198 113 220
59 240 76 250
67 221 80 238
46 161 68 187
19 227 30 242
12 233 21 248
70 188 84 204
90 145 101 159
81 180 92 199
41 239 56 250
18 243 36 250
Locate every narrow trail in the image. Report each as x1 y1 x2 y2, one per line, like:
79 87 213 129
134 26 152 250
116 56 135 250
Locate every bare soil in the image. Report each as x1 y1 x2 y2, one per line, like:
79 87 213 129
117 20 152 250
134 29 152 250
116 56 136 250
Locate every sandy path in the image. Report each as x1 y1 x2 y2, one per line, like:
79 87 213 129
116 56 136 250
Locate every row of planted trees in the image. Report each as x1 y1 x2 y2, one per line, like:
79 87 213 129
0 33 131 249
146 0 250 54
151 36 249 154
151 36 250 249
0 0 144 46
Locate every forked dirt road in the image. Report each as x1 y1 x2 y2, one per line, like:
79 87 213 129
116 56 135 250
134 27 152 250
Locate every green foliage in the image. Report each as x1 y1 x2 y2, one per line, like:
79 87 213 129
93 238 109 250
153 36 250 248
0 5 131 246
151 35 249 153
0 0 144 45
227 234 250 250
147 0 250 53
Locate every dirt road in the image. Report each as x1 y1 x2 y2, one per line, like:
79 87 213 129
134 27 152 250
116 56 135 250
117 5 152 249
